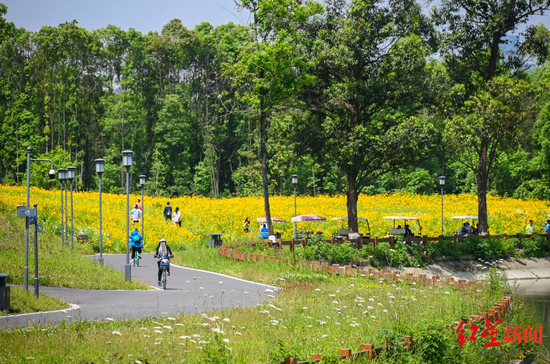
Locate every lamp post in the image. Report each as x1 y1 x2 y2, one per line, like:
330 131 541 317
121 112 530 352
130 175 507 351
291 174 298 237
58 168 67 248
122 150 134 282
95 159 105 266
439 176 446 236
33 203 39 298
139 175 146 247
64 168 68 246
24 148 31 291
67 166 76 250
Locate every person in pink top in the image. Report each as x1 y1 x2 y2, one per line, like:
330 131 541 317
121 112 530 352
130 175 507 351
135 199 142 211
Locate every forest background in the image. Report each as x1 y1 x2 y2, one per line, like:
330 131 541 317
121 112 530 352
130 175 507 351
2 0 550 233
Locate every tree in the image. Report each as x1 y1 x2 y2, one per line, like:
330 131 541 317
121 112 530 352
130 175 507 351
299 0 437 232
433 0 550 232
445 76 536 231
231 0 322 235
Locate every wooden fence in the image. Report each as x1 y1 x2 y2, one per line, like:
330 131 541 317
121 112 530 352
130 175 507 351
234 232 550 253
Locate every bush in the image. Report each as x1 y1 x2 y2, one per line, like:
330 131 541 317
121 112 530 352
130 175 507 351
522 235 549 258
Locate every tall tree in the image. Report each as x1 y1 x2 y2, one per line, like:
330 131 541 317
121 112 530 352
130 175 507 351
299 0 437 232
433 0 550 232
231 0 322 235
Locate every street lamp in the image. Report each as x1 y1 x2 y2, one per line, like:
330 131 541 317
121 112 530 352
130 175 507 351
22 148 56 292
439 175 446 236
67 166 76 250
122 150 134 282
58 168 67 248
63 167 68 246
95 159 105 266
291 174 298 237
139 175 146 248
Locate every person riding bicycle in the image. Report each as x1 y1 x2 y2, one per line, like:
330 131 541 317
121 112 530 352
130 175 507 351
154 238 173 286
129 228 143 262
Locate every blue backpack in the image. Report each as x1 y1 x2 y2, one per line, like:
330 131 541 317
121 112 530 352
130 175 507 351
132 234 141 246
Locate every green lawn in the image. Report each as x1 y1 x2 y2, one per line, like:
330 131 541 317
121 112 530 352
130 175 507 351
0 211 150 290
0 286 68 316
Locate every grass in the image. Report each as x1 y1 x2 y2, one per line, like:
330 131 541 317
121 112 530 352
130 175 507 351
0 211 150 290
0 270 539 363
0 286 68 316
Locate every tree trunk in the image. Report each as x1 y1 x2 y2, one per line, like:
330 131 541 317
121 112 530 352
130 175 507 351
477 139 489 233
260 97 273 236
346 169 359 233
487 34 501 81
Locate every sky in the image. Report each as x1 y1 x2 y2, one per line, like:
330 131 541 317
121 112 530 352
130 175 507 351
2 0 550 34
1 0 253 33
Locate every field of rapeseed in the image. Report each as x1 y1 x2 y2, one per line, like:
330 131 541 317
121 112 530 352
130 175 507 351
0 185 549 252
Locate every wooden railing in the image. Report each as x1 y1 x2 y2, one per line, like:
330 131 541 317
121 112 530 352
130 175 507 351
234 232 550 252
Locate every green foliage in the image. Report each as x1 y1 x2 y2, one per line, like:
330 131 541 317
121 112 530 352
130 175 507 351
414 320 449 363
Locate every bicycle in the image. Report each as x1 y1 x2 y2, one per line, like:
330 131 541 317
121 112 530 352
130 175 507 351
159 255 170 290
132 251 140 267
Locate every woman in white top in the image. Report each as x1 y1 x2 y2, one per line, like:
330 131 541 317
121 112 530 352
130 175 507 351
172 207 181 227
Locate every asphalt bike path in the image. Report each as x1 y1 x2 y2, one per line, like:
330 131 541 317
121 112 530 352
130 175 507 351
1 253 278 329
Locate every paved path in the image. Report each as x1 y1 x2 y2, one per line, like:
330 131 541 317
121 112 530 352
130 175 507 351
0 253 278 329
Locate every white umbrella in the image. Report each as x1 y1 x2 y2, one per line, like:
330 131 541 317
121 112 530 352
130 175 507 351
291 214 326 222
257 217 286 223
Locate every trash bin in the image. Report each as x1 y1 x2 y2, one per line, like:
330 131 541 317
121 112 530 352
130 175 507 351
208 233 223 249
0 273 10 311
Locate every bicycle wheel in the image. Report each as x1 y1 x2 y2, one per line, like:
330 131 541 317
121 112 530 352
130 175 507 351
162 269 167 290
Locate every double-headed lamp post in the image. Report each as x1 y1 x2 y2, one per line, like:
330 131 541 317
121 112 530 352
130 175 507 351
58 168 67 247
439 176 446 236
122 150 134 282
291 174 298 237
139 175 146 247
67 166 76 250
95 158 105 266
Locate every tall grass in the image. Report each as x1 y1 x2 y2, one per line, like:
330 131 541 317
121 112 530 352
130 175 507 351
0 271 535 363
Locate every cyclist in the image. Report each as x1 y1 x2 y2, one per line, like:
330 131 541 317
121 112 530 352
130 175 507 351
129 228 143 263
154 238 174 286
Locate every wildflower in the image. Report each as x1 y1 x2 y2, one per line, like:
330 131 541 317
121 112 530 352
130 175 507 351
180 336 191 339
106 318 114 322
223 318 230 323
315 288 321 291
154 330 162 334
139 327 148 331
370 316 376 319
302 307 308 310
163 326 173 330
445 292 450 295
332 301 339 304
112 331 122 336
322 334 328 338
367 306 374 310
383 309 388 313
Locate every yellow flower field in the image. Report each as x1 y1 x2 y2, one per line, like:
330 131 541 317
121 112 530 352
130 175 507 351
0 185 549 251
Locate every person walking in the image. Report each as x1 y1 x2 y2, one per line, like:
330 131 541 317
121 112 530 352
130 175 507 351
545 219 550 234
135 199 142 211
129 204 142 224
163 201 172 222
260 224 269 239
526 220 537 235
173 207 181 227
243 217 250 233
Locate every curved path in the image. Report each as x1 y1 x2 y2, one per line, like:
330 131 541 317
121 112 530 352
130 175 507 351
0 253 278 329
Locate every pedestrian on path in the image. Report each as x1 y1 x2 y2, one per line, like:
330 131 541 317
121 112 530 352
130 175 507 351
135 199 142 211
163 201 172 222
129 204 142 223
526 220 537 235
173 207 181 227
